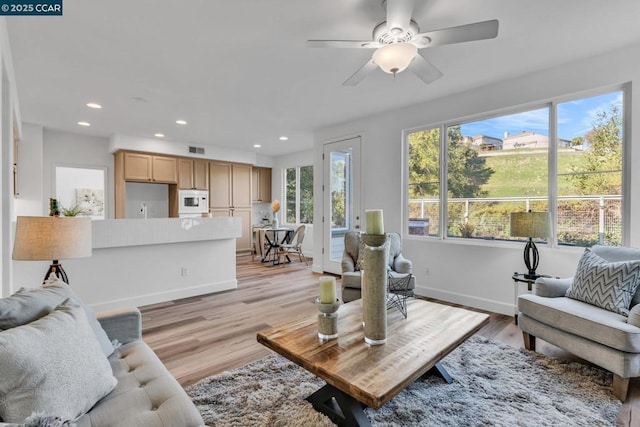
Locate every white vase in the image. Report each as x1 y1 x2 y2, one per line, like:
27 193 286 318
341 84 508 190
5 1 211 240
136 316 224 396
272 217 279 229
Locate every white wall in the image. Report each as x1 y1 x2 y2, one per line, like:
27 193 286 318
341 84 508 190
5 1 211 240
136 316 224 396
272 149 315 258
12 239 238 311
313 42 640 315
110 134 259 165
42 129 115 218
0 17 22 298
14 123 43 216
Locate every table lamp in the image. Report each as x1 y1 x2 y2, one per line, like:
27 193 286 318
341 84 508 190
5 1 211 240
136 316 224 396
12 216 92 284
510 211 551 279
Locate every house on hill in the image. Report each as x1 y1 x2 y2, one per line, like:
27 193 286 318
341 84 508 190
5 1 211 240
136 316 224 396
464 134 503 151
502 131 572 150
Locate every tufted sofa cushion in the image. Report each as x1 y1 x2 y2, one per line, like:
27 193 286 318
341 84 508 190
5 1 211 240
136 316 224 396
76 340 203 427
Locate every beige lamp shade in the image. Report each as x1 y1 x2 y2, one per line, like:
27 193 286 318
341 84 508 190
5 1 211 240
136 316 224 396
12 216 92 261
510 212 551 239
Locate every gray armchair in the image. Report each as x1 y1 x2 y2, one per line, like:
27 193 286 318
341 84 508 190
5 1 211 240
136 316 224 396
341 231 416 303
518 245 640 402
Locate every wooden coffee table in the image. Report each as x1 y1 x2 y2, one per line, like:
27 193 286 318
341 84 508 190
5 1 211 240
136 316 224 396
257 298 489 427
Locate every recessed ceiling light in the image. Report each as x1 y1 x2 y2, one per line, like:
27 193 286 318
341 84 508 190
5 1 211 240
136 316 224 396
279 136 288 141
154 133 165 138
176 120 188 125
77 121 91 127
253 144 262 148
86 102 102 109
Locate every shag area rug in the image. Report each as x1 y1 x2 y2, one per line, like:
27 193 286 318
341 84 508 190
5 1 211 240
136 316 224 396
186 335 621 426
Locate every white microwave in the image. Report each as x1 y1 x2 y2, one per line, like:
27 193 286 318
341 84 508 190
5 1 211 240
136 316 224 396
179 190 209 214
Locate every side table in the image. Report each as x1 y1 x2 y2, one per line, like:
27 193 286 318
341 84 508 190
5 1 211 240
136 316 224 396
512 272 553 325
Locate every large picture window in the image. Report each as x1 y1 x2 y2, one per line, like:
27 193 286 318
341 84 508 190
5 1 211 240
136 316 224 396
284 165 313 224
406 88 626 247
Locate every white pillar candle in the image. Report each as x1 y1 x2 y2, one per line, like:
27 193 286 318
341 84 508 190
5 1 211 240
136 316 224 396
319 276 336 304
365 209 384 235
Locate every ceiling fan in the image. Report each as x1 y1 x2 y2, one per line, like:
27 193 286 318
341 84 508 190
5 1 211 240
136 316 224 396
307 0 499 86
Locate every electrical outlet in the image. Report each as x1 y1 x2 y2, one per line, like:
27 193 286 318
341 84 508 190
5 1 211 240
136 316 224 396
425 267 430 276
181 267 188 276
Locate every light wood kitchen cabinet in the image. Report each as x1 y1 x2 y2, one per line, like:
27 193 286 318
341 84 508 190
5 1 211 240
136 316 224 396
233 208 253 252
232 163 252 208
209 161 252 209
252 167 272 203
208 161 253 254
209 162 232 208
209 208 252 253
178 158 208 190
123 152 177 183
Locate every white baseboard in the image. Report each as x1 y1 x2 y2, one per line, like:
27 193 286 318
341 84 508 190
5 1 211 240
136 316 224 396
415 285 514 316
89 280 238 312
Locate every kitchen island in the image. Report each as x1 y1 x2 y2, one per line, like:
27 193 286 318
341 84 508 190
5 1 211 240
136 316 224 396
12 217 242 311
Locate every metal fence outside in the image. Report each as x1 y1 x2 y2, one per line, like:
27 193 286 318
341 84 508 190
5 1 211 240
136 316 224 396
408 195 622 246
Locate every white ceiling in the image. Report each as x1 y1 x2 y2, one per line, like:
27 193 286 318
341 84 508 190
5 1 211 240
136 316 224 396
7 0 640 157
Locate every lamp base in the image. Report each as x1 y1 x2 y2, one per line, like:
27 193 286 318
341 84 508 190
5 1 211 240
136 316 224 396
43 261 68 285
523 238 540 281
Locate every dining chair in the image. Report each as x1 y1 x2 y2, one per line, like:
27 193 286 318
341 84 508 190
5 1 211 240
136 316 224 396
253 226 271 262
278 225 308 267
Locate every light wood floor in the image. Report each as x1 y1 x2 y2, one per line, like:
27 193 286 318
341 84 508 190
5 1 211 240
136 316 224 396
140 254 639 421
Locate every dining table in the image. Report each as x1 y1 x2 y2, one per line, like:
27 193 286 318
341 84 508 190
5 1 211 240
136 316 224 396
261 227 294 265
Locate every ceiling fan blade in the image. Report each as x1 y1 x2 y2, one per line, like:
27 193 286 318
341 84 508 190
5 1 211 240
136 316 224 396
408 55 443 84
307 40 380 49
343 60 378 86
413 19 499 48
385 0 416 33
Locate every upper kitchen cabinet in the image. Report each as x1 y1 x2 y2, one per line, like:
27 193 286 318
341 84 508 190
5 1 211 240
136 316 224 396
209 161 252 209
209 161 232 209
122 152 177 184
178 158 209 190
232 163 252 208
252 167 272 203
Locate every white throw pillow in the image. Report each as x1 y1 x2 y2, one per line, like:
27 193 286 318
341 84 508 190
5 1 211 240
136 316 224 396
0 298 117 423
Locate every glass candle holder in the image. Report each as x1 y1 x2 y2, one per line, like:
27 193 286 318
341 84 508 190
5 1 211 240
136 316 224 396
315 297 341 340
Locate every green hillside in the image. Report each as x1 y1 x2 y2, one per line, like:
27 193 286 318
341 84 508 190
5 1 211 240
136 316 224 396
479 150 586 198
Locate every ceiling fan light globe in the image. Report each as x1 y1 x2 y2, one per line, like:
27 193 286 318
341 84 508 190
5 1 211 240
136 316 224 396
372 42 417 74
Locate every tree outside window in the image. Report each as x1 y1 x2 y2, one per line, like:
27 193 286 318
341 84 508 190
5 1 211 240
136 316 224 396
284 165 314 224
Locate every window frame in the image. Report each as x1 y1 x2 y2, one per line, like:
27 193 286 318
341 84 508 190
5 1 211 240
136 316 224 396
403 83 630 248
283 164 314 225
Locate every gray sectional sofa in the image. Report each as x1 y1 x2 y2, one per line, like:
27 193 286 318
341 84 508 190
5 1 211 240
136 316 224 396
79 307 204 426
0 279 204 426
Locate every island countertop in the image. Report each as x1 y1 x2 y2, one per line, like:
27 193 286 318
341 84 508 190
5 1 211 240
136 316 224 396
91 216 242 249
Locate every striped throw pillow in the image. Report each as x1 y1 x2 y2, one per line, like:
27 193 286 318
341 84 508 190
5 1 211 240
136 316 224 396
566 249 640 316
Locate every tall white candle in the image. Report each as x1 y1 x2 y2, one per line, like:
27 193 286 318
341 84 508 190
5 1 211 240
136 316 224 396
365 210 384 235
319 276 336 304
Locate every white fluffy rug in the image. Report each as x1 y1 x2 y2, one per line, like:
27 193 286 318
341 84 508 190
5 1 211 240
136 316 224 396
186 335 620 426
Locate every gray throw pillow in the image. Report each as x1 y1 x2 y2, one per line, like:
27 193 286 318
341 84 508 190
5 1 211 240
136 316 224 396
566 248 640 316
0 298 117 423
0 279 114 357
